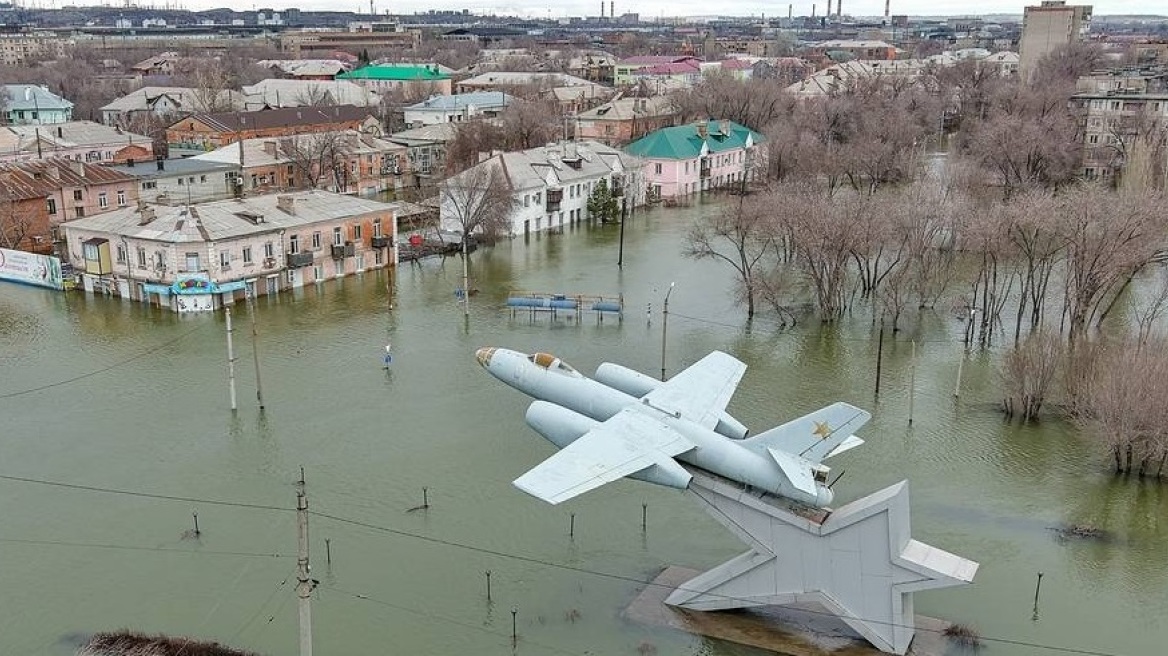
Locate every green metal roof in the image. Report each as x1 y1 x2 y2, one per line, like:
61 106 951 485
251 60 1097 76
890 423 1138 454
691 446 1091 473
337 64 450 81
625 120 763 160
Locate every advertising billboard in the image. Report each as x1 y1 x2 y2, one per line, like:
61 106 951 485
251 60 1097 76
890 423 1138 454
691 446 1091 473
0 248 64 290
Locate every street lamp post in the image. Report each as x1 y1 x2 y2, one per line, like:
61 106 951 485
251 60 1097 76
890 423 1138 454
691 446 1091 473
660 282 675 381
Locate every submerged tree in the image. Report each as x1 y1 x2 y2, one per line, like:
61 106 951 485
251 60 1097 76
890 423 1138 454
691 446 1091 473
440 160 515 243
586 178 620 224
684 191 778 319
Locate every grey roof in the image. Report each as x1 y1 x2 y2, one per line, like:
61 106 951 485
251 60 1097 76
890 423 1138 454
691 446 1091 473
0 121 152 151
191 129 403 167
105 158 239 179
577 96 676 121
241 80 380 110
405 92 514 112
448 140 636 193
387 123 458 144
64 190 398 242
99 86 245 114
458 72 596 88
3 85 74 112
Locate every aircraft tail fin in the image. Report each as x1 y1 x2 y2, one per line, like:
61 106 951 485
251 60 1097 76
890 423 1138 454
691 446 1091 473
744 402 871 464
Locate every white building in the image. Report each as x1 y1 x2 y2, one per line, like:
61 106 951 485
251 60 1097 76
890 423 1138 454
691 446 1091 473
64 190 400 312
241 79 381 110
402 92 514 126
440 140 642 237
105 158 240 205
99 87 245 126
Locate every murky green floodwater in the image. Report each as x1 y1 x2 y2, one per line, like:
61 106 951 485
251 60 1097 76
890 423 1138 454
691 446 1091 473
1 200 1165 656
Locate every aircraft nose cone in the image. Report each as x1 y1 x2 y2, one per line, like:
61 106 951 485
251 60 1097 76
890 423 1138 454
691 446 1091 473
475 347 495 368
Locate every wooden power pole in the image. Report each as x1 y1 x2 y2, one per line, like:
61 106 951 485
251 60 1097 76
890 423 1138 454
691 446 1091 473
296 483 313 656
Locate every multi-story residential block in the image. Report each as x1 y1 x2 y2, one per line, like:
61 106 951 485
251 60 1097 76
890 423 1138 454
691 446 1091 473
336 64 453 97
106 158 240 205
240 79 381 111
0 122 155 165
1019 1 1093 79
64 190 400 312
1073 86 1168 190
0 32 69 67
574 96 678 146
625 120 765 200
809 40 899 63
2 85 74 125
191 130 409 198
402 92 514 126
613 56 700 86
439 140 642 237
280 23 421 58
386 123 457 181
165 105 382 152
99 87 245 127
0 158 139 254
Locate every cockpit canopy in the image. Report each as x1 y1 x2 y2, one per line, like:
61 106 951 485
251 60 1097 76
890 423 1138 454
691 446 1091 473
528 352 581 376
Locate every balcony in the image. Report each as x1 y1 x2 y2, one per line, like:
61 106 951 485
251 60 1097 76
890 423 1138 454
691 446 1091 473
286 251 314 268
371 236 392 249
546 187 563 213
331 242 356 259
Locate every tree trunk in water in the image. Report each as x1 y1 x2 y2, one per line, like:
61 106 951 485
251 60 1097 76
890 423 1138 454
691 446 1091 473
1113 446 1123 473
1125 443 1134 473
1138 457 1149 478
1156 453 1166 479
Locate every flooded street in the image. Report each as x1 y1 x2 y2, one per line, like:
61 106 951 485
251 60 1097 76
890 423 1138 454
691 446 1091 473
2 200 1166 656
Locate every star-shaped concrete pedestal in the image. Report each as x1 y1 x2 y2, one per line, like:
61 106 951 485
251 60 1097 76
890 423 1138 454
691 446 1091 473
665 469 978 655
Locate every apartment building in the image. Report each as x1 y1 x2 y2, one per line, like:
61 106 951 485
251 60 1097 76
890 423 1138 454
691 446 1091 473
1019 1 1093 79
626 120 765 200
64 190 399 312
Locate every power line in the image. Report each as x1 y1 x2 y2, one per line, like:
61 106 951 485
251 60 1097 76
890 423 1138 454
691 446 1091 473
308 508 1130 656
0 473 292 512
322 584 587 656
0 472 1131 656
0 537 286 559
0 323 206 400
228 569 295 645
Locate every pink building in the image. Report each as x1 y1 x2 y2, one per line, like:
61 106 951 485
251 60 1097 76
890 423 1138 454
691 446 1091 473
625 120 765 200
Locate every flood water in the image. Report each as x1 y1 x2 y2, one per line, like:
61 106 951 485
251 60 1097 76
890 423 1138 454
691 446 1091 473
1 200 1165 656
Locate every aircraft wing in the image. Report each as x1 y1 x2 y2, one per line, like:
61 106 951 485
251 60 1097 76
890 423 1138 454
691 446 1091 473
513 408 695 505
643 350 747 431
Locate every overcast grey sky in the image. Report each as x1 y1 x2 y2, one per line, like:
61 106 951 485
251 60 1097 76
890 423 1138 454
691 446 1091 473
201 1 1159 19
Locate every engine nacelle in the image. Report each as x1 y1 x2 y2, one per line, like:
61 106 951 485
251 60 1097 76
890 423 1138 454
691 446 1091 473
525 400 598 449
594 362 751 440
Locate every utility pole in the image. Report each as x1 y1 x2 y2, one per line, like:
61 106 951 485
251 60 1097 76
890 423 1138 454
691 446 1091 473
660 282 675 381
247 288 265 410
296 480 314 656
225 306 237 411
461 237 470 317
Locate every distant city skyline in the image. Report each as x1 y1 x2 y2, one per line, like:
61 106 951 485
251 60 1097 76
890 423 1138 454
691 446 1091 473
163 1 1159 19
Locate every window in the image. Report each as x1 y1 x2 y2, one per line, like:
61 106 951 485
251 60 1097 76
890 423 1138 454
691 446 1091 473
220 250 230 268
177 177 184 186
117 190 126 207
142 181 157 190
311 231 321 249
524 194 530 207
333 227 343 246
73 189 83 201
374 249 383 265
98 193 108 209
46 198 57 215
200 175 207 183
185 252 200 272
188 177 195 184
137 247 147 268
264 242 274 258
373 218 382 238
242 247 253 264
74 206 84 218
654 163 662 175
353 224 362 240
290 234 300 254
116 244 126 263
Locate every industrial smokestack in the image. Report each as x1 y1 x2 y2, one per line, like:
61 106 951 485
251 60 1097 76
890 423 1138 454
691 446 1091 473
812 3 816 18
837 0 842 17
788 3 792 19
600 0 604 17
884 0 890 19
610 1 614 18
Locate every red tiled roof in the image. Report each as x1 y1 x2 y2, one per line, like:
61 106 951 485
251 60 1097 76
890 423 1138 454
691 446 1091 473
0 158 137 200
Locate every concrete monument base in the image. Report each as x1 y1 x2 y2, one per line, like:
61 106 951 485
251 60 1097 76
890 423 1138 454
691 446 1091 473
660 468 978 655
625 566 954 656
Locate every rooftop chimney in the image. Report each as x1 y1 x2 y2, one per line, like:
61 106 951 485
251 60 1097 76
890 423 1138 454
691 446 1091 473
696 121 708 139
138 206 156 225
263 141 278 158
71 161 86 178
56 126 64 138
276 194 296 215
